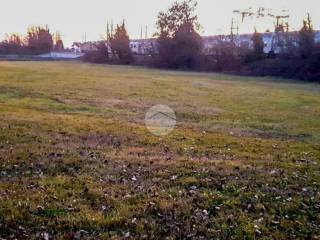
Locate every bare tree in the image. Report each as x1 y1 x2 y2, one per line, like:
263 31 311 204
299 14 315 58
0 33 26 54
54 32 64 52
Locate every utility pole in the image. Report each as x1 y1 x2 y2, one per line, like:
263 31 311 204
145 25 148 39
230 18 234 42
107 21 109 41
140 26 143 39
230 18 239 56
111 21 114 36
230 18 239 42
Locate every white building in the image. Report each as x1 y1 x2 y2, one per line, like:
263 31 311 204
71 42 101 53
129 39 156 55
132 31 320 55
71 31 320 56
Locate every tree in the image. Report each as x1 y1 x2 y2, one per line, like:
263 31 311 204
0 33 25 54
27 26 54 54
156 0 200 38
155 0 203 69
83 41 108 63
171 22 203 69
3 33 24 47
109 22 133 64
299 14 315 58
209 35 243 71
251 30 265 60
54 32 64 52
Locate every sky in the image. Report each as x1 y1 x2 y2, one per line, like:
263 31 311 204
0 0 319 47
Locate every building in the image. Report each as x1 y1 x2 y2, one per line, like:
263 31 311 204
71 31 320 56
71 41 101 53
202 30 320 55
132 31 320 55
38 51 84 59
129 39 156 55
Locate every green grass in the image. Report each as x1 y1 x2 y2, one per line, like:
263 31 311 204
0 61 319 239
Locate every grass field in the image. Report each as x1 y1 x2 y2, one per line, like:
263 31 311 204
0 61 319 239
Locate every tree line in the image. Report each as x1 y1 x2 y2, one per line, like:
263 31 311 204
0 26 64 55
83 21 132 64
84 0 319 81
0 0 318 81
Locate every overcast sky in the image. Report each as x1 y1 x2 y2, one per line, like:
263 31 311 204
0 0 319 46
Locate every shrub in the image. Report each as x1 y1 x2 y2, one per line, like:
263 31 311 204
83 42 108 64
